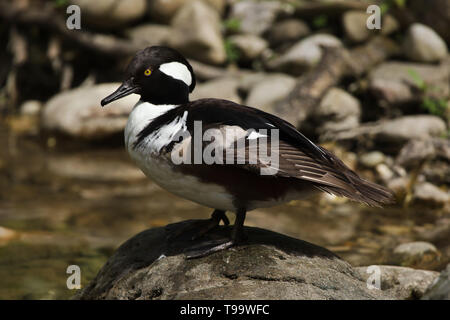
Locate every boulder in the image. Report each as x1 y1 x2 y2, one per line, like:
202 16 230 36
41 83 139 140
228 34 268 61
245 74 296 114
396 138 450 168
20 100 42 116
422 263 450 300
169 0 226 65
368 60 450 106
423 160 450 185
268 34 342 75
403 23 448 63
47 154 145 182
229 0 283 35
75 222 395 299
313 87 361 139
342 10 371 43
70 0 146 28
148 0 225 23
191 77 241 104
125 24 172 47
412 182 450 208
334 115 447 153
391 241 441 270
359 151 386 168
355 265 439 300
266 19 311 47
342 11 398 43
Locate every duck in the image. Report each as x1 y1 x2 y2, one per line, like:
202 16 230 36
101 46 394 257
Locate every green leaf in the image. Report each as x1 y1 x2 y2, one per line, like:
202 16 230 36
313 15 328 29
224 39 240 63
223 18 241 33
407 68 426 91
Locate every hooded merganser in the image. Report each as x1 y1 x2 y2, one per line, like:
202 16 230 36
101 46 394 257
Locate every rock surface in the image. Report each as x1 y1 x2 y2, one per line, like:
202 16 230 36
268 34 342 75
422 263 450 300
125 24 172 47
342 11 398 43
314 87 361 139
391 241 441 270
368 60 450 106
412 182 450 208
229 0 282 35
359 151 386 168
396 138 449 168
70 0 146 28
169 0 226 65
403 23 448 63
191 77 241 104
75 221 396 300
266 19 311 47
42 83 139 140
148 0 225 23
335 115 447 152
228 34 268 61
355 265 439 300
245 74 296 113
342 10 372 43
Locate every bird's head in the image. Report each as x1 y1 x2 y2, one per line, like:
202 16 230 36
101 46 196 106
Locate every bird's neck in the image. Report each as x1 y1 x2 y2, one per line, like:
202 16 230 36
140 83 190 105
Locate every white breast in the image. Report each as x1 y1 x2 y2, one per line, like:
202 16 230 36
124 100 236 211
124 100 178 153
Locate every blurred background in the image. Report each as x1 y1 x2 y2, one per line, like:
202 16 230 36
0 0 449 299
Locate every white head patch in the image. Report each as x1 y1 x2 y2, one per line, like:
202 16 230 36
159 62 192 86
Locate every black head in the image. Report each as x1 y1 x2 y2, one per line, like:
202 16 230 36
101 46 196 106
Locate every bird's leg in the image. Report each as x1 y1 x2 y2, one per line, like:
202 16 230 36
191 209 229 240
231 209 247 243
167 209 229 241
184 208 247 259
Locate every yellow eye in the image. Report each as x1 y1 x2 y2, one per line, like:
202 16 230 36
144 68 152 76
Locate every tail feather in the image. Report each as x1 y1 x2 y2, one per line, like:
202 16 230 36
315 174 395 207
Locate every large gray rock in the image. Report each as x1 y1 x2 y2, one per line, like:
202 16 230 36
373 116 446 144
266 19 311 47
47 154 145 182
314 87 361 139
75 222 395 299
391 241 442 270
229 0 283 35
125 24 172 47
403 23 448 63
148 0 225 23
334 115 447 152
368 61 450 106
169 0 226 65
228 34 268 61
42 83 138 140
70 0 146 28
356 265 439 300
342 11 398 43
412 182 450 208
396 138 450 168
245 74 296 113
359 151 386 168
422 263 450 300
191 77 242 104
268 34 342 75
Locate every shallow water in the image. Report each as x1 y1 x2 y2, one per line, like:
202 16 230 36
0 123 447 299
